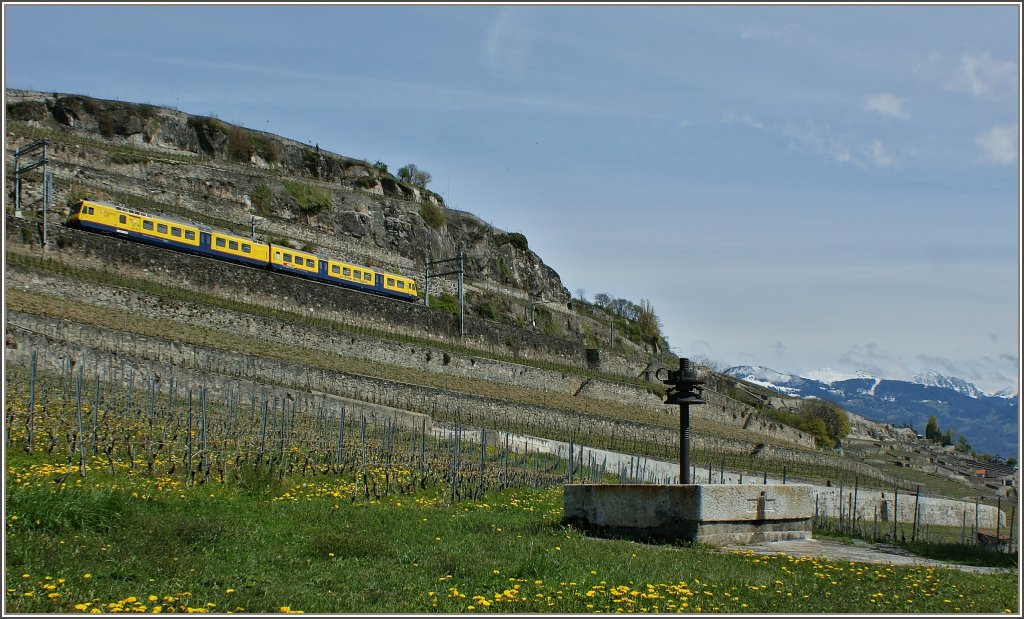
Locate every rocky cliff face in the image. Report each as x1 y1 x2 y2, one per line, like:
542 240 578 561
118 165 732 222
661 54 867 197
5 88 571 309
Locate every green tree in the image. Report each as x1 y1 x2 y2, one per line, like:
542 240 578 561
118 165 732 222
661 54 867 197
635 298 663 351
956 435 972 454
925 415 940 441
800 417 832 449
797 399 850 448
397 164 432 188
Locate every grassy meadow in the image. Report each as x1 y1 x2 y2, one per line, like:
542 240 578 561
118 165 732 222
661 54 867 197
3 361 1019 614
5 451 1019 615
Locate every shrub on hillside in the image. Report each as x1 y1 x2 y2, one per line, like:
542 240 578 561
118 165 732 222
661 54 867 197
420 202 445 229
283 180 332 218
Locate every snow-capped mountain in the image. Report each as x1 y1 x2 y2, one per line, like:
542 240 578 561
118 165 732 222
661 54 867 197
994 386 1020 399
723 365 1019 458
912 372 987 399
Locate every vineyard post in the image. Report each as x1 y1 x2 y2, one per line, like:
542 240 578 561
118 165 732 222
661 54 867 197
27 350 36 454
186 388 194 483
974 497 980 544
76 366 85 476
852 477 859 536
1007 503 1016 554
336 404 345 468
258 398 268 465
479 428 485 495
568 439 574 484
995 496 1001 549
912 485 921 543
961 508 967 545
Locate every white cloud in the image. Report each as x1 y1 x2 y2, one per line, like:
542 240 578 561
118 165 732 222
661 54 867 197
740 23 797 43
947 51 1017 99
866 140 894 167
782 120 897 169
482 7 537 76
864 92 909 119
720 109 765 129
975 124 1019 164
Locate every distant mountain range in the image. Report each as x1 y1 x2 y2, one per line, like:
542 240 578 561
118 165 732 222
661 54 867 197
723 366 1019 458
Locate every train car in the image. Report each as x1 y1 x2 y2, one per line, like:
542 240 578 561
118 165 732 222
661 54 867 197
268 244 418 301
68 200 271 268
206 230 271 267
68 199 202 252
381 271 418 301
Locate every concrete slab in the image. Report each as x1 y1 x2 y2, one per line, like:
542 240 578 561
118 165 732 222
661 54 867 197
563 483 814 546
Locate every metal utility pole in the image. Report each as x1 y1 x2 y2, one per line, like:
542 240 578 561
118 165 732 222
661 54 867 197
658 357 705 484
14 139 52 246
424 248 466 336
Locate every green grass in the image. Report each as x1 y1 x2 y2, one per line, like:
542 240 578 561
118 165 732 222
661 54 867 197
896 540 1019 569
5 449 1018 614
282 180 332 216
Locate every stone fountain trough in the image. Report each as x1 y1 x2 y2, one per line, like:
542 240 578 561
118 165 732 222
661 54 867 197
563 483 814 546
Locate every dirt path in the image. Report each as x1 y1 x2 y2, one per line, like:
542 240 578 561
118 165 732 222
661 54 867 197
723 537 1016 575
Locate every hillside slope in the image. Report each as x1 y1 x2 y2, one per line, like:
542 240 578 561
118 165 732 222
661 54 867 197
5 89 600 338
4 87 1005 504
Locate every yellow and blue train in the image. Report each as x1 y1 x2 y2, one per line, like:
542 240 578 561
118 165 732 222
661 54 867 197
66 199 420 302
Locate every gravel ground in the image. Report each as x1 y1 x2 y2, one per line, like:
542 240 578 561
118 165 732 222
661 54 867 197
723 537 1017 575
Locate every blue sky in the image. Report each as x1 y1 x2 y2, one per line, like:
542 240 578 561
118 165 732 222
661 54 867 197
4 3 1020 394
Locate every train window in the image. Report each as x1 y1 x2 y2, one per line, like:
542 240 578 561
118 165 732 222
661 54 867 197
355 270 363 279
87 207 95 215
306 258 315 267
171 227 181 237
185 230 196 240
331 265 340 274
343 268 351 277
215 238 225 247
387 278 395 287
228 241 238 250
284 254 292 263
143 220 154 231
274 251 282 259
119 215 127 224
397 281 405 289
365 273 372 281
241 244 251 253
157 224 168 234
